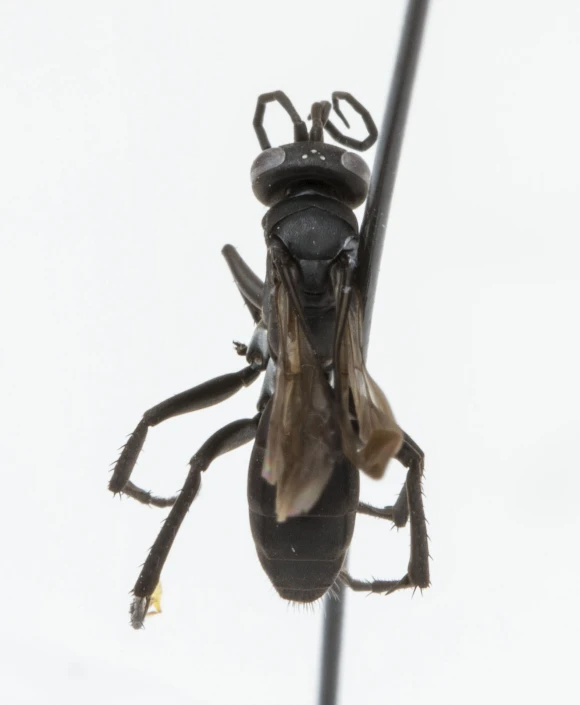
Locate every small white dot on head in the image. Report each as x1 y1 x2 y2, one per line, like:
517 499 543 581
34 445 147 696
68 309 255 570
319 155 326 161
302 154 308 160
311 149 317 153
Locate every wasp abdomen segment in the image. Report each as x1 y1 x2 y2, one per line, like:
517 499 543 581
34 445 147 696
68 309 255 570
248 405 359 602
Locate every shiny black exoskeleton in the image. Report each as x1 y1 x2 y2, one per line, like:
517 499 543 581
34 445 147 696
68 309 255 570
110 91 429 628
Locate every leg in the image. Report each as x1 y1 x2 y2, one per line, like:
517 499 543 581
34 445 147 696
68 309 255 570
130 414 260 628
109 365 260 505
399 431 430 589
357 480 409 528
222 245 264 324
342 431 429 595
341 571 409 595
120 480 177 509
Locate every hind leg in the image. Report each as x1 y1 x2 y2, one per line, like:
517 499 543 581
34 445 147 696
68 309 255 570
130 414 260 628
342 432 429 595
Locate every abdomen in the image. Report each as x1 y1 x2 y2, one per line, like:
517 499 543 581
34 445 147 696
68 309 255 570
248 405 360 602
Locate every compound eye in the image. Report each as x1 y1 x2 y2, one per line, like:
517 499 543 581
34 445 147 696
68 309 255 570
341 152 370 188
250 147 286 184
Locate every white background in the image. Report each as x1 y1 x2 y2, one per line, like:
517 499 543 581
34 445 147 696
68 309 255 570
1 1 579 703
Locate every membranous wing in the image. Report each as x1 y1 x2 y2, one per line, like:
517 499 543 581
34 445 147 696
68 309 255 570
336 285 403 479
263 280 342 522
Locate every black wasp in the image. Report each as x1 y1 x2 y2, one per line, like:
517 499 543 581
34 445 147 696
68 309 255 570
110 91 429 628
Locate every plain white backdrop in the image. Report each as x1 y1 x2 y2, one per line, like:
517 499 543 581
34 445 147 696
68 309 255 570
1 1 579 703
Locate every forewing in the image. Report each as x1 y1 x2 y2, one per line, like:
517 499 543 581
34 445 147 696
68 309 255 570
264 282 341 521
338 291 403 479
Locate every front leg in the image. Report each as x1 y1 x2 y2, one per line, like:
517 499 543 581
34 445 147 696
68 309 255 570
342 431 429 594
222 244 264 324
